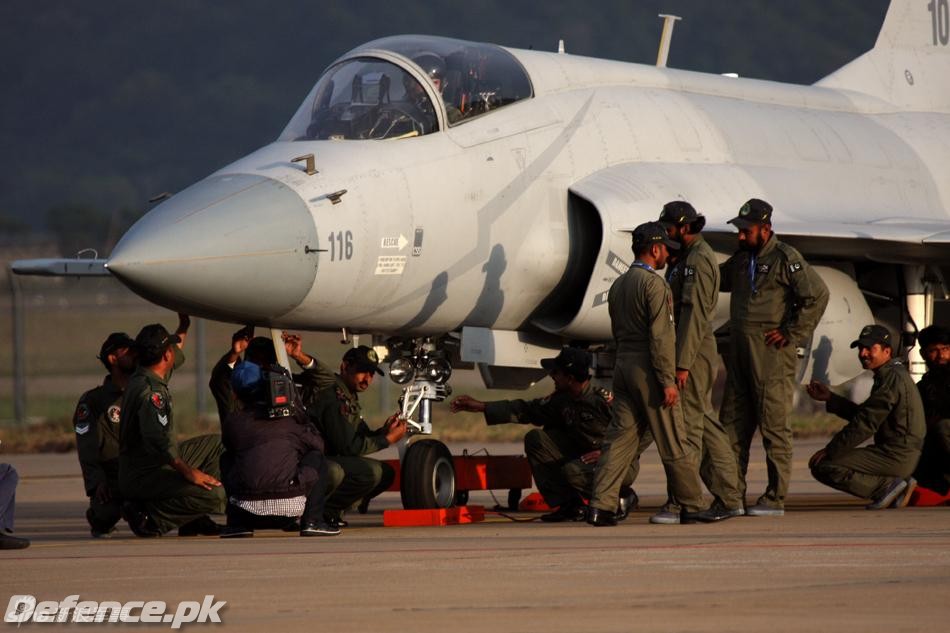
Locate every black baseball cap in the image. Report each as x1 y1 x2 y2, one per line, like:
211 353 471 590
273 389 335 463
343 345 384 375
658 200 706 232
134 323 181 355
632 221 680 252
98 332 135 361
728 198 773 229
540 347 592 381
850 324 893 349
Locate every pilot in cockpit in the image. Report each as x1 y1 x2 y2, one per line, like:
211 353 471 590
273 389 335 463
405 52 462 125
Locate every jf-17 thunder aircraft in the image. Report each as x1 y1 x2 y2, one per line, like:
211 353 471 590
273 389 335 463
15 0 950 508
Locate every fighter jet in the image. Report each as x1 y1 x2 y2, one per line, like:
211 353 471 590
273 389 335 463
14 0 950 506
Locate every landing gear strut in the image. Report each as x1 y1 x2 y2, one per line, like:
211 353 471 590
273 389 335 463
389 338 455 509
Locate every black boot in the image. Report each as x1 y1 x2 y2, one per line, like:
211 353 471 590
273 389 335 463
616 487 639 522
540 503 588 523
587 508 618 527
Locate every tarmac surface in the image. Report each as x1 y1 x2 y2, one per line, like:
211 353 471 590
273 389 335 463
2 438 948 632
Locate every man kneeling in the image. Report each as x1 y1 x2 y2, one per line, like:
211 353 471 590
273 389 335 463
221 360 339 537
806 325 925 509
451 347 636 522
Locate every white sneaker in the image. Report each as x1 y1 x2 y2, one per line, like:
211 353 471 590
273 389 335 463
649 510 681 525
745 503 784 517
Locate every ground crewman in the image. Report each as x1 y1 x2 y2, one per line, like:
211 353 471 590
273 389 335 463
589 222 712 526
451 347 637 522
806 325 925 509
911 324 950 501
74 332 136 537
720 199 829 516
657 200 744 521
119 317 226 536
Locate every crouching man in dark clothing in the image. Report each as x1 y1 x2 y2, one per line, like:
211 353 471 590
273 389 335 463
221 361 339 537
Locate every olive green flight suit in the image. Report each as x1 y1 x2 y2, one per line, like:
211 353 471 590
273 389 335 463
484 384 631 507
309 375 394 516
119 351 225 534
812 360 925 499
591 263 705 514
668 236 744 510
912 366 950 494
74 377 124 533
720 236 829 509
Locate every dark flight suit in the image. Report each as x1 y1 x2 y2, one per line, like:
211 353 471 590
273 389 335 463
73 377 124 533
667 236 744 511
484 384 626 507
591 262 706 514
811 360 925 499
119 355 225 534
912 366 950 494
309 374 395 517
720 236 829 509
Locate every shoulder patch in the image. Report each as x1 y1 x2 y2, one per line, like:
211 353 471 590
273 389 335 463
150 392 165 410
75 403 91 422
684 265 695 278
75 421 90 435
157 413 169 427
788 262 803 274
107 405 121 424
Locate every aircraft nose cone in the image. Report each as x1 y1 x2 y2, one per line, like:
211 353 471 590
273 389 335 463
108 174 317 321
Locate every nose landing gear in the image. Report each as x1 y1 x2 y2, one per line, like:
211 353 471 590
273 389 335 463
389 338 456 509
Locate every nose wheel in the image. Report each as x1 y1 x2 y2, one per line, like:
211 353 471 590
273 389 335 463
400 439 456 509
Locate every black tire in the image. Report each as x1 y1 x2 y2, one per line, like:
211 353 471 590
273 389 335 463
400 440 456 509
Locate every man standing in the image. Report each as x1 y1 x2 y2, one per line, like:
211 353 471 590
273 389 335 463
911 324 950 500
0 464 29 549
450 347 636 522
308 346 407 527
74 332 136 537
589 221 710 526
658 201 745 521
720 199 829 516
805 325 925 508
119 316 226 536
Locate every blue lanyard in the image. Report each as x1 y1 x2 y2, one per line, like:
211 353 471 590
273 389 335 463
748 254 757 294
631 261 655 273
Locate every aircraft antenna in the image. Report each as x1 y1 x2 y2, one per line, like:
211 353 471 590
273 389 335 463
557 39 565 54
655 13 681 68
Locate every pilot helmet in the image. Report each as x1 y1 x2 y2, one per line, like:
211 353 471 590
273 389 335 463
412 52 446 81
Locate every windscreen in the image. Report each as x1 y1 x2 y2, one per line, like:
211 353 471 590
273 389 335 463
358 36 533 127
282 58 437 141
280 35 533 141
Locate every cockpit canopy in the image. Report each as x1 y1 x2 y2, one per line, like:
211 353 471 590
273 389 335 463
280 35 533 141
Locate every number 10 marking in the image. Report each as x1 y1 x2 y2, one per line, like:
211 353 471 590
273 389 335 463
929 0 949 46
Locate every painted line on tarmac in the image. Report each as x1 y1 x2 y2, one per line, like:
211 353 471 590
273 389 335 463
15 536 950 559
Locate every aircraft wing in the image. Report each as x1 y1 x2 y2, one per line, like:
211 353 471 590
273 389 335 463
699 221 950 264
